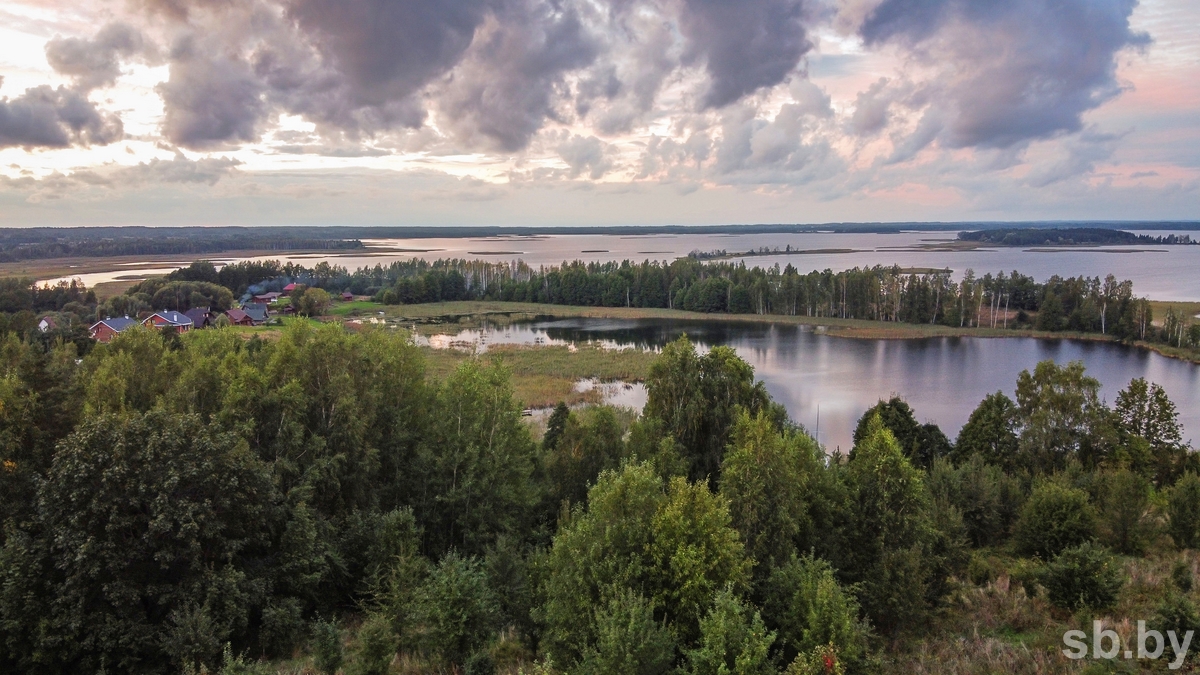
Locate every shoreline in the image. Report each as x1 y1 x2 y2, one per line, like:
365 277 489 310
369 300 1200 365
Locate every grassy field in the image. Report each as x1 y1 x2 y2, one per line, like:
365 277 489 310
1150 300 1200 321
422 343 656 409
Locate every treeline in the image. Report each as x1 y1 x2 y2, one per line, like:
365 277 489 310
958 227 1196 246
0 323 1196 674
0 227 362 262
363 257 1184 344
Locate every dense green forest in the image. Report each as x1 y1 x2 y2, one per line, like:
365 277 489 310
7 254 1200 357
0 228 363 263
957 228 1196 247
0 321 1196 674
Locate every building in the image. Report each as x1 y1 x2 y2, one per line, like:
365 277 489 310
142 311 194 334
241 304 269 324
283 282 297 293
224 308 254 326
37 316 58 333
341 291 354 301
253 292 283 304
89 316 138 343
184 307 214 328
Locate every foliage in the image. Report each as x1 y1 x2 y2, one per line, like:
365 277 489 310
350 614 396 675
682 587 776 675
576 588 677 675
720 410 823 577
643 336 781 483
1167 473 1200 549
1013 481 1098 559
412 552 500 667
296 287 332 317
1115 377 1186 483
840 414 936 635
543 405 628 510
927 455 1023 547
761 556 870 671
952 392 1020 470
0 410 279 674
539 461 750 666
1095 468 1151 555
312 618 344 675
1014 360 1109 472
1040 542 1123 611
853 397 950 470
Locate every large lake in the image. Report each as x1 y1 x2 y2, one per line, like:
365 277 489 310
55 230 1200 302
424 317 1200 452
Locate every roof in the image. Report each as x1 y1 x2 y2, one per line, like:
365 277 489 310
225 309 250 322
39 316 58 328
184 308 211 324
91 316 138 332
242 305 269 321
254 292 283 300
341 291 354 299
147 311 193 327
283 283 297 291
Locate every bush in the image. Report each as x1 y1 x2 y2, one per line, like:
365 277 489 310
762 555 871 671
350 614 396 675
576 588 676 675
1168 473 1200 549
683 587 776 675
1040 542 1123 612
1014 482 1098 559
413 552 499 667
1097 469 1151 555
1155 594 1200 636
312 618 343 675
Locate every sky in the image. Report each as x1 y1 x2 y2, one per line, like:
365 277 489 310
0 0 1197 227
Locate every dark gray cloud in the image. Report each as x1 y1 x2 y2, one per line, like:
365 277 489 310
45 22 154 90
0 81 123 149
157 39 266 149
679 0 813 109
857 0 1148 149
439 3 599 151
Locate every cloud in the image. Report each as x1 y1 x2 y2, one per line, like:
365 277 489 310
0 82 123 149
157 39 267 149
853 0 1149 149
680 0 814 109
557 134 614 179
438 3 599 151
44 22 156 90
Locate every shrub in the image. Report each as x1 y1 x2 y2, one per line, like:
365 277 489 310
1097 469 1151 555
413 552 499 667
762 555 871 671
1155 594 1200 636
1014 482 1097 559
1168 473 1200 549
350 614 396 675
683 587 776 675
1172 558 1194 593
1040 543 1123 612
312 618 343 675
576 588 676 675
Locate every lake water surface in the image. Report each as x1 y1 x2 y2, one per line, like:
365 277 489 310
53 230 1200 301
423 317 1200 452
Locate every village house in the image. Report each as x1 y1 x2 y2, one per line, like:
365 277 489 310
341 291 354 301
89 316 138 343
184 307 215 328
241 304 269 324
224 308 255 326
142 311 194 334
253 292 283 304
37 316 58 333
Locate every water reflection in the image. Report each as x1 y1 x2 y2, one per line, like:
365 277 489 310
424 317 1200 452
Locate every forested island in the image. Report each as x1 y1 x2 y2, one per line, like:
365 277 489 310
957 227 1196 247
0 315 1197 674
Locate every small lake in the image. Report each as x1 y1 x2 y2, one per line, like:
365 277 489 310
421 317 1200 452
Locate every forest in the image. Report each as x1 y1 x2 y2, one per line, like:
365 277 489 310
0 319 1197 674
957 228 1196 247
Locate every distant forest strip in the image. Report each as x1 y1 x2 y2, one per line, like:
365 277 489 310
5 255 1200 358
957 227 1197 247
0 227 364 262
3 223 1199 262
